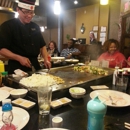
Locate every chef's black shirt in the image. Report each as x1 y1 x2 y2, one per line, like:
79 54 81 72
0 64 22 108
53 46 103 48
0 18 46 74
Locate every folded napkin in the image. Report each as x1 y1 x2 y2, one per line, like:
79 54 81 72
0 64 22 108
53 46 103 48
90 85 109 90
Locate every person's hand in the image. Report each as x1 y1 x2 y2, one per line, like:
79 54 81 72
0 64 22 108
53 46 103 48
18 56 31 68
44 60 51 69
66 53 72 59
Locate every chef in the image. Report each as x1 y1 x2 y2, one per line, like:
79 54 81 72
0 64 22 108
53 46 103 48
0 0 51 74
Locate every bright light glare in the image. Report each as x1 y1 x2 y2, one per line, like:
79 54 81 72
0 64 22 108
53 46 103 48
40 26 45 32
54 0 61 15
15 12 19 18
74 0 78 4
100 0 108 5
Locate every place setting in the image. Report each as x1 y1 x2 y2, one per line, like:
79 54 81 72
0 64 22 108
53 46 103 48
90 90 130 107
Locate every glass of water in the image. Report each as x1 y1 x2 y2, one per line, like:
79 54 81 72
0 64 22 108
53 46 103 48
37 86 52 115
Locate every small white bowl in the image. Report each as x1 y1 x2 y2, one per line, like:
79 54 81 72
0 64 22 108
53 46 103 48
52 116 63 127
10 89 28 99
69 87 86 99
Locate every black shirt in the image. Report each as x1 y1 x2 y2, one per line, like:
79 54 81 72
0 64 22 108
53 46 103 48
0 18 46 74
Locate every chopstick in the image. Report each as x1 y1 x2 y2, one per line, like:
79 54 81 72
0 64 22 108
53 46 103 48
124 122 130 129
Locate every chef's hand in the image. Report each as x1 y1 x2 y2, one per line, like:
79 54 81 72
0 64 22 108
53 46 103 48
18 56 31 68
44 60 51 69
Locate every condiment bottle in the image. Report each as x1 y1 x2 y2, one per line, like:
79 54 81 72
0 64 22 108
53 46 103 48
112 66 119 86
1 71 8 86
0 60 5 73
1 100 16 130
87 96 107 130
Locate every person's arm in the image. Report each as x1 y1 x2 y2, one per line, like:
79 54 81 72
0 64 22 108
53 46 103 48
71 48 81 56
0 48 31 68
40 46 51 69
72 51 81 56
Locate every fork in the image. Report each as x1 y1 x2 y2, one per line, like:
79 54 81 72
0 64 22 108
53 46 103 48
109 96 116 105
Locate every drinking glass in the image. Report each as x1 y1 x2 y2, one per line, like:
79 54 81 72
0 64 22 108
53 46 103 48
84 56 90 65
116 76 128 92
37 86 52 115
54 53 58 57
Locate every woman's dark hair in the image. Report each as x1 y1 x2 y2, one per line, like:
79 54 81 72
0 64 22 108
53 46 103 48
48 41 57 50
102 39 120 51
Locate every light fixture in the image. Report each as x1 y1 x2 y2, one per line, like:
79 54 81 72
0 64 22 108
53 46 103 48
80 23 85 34
74 0 78 4
100 0 108 5
53 0 61 15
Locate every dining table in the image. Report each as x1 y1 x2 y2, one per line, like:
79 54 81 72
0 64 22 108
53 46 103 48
1 65 130 130
15 82 130 130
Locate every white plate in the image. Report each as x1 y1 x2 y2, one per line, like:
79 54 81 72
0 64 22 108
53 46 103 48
123 68 130 72
51 57 65 60
90 90 130 107
78 63 85 66
0 107 30 130
42 128 68 130
0 86 14 92
0 90 10 102
65 59 79 63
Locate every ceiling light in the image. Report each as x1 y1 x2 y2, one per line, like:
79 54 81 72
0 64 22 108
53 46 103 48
54 0 61 15
100 0 108 5
74 0 78 4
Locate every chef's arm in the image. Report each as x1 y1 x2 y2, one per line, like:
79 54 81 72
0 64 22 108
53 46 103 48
40 46 51 69
0 48 31 68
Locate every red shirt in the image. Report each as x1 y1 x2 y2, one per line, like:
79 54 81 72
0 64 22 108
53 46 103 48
97 51 127 68
127 57 130 67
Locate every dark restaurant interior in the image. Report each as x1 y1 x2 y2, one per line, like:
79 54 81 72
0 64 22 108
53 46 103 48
0 0 130 130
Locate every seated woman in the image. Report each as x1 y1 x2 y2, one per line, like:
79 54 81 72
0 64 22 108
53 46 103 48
47 41 60 57
97 39 127 68
60 39 81 59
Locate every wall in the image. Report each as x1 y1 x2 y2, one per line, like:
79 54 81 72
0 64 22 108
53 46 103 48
108 0 121 40
62 9 76 44
0 12 14 25
41 2 119 47
76 4 99 44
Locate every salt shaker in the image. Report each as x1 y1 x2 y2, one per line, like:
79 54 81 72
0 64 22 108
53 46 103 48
1 101 16 130
87 96 107 130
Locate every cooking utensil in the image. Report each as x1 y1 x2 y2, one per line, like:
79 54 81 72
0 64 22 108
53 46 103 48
109 96 116 105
